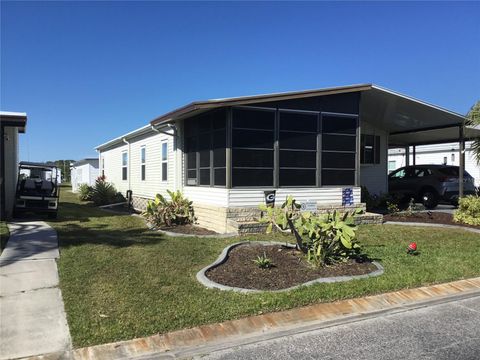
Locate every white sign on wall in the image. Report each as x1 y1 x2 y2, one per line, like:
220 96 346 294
300 200 317 212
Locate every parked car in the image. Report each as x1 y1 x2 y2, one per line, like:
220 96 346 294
388 165 476 209
14 162 60 218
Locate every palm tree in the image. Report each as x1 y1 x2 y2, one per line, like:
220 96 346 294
466 101 480 165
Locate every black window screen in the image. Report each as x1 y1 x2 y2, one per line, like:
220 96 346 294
186 107 359 188
278 111 318 187
184 109 227 187
232 108 275 187
321 114 357 186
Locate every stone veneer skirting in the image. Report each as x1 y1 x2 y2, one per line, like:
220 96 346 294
131 195 379 234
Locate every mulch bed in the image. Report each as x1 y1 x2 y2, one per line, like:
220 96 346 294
160 224 218 235
383 212 480 230
206 243 377 291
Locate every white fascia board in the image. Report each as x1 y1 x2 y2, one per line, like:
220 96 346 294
0 111 27 117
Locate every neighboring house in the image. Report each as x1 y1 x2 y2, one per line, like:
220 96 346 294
96 84 480 232
389 142 480 186
1 111 27 220
70 158 99 192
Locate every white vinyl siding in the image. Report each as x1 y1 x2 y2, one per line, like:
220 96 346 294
360 122 388 195
100 130 175 198
227 187 361 207
71 162 99 192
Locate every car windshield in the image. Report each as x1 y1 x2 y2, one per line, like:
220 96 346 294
17 166 59 197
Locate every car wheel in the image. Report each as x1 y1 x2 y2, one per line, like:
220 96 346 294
420 190 438 209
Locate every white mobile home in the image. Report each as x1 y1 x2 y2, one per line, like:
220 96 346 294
96 84 480 233
71 158 100 192
388 142 480 186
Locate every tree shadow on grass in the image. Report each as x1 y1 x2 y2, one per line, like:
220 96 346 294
57 222 165 249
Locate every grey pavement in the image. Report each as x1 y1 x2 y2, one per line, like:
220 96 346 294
0 221 71 360
196 296 480 360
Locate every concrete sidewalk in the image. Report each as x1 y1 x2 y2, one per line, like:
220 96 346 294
0 221 71 360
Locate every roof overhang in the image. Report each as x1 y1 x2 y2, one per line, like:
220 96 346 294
149 84 373 126
97 83 474 151
0 111 28 133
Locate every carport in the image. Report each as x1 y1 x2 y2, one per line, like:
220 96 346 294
359 86 480 197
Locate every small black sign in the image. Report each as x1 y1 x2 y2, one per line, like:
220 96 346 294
264 190 276 207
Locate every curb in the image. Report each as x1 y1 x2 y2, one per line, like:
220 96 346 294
196 241 384 293
26 277 480 360
384 221 480 234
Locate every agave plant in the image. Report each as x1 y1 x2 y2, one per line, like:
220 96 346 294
91 178 125 206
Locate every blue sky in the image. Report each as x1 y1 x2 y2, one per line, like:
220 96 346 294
1 1 479 162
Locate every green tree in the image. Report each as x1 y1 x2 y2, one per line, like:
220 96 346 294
466 101 480 165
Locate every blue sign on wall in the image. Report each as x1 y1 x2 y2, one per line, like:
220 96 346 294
342 188 354 206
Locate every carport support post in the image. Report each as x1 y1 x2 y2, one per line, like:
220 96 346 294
412 145 416 165
459 125 465 198
405 146 410 167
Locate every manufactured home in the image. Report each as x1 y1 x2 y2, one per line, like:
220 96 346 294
388 142 480 186
71 158 100 192
96 84 480 233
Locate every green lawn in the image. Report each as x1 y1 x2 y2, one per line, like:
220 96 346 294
52 187 480 348
0 221 9 253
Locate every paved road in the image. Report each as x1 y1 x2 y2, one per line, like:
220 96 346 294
197 296 480 360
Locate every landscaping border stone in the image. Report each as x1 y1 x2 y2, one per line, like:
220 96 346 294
196 241 384 293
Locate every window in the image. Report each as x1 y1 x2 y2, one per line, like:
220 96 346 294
101 156 105 177
232 108 275 187
141 147 146 181
122 151 128 181
360 134 380 164
161 141 168 182
451 153 455 163
278 111 317 186
321 114 357 186
388 160 396 173
443 156 447 165
389 168 406 179
185 107 359 188
184 109 227 187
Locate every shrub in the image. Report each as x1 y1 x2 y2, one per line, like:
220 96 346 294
453 195 480 226
259 196 362 267
361 186 395 211
78 184 93 201
91 177 125 206
143 190 195 228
